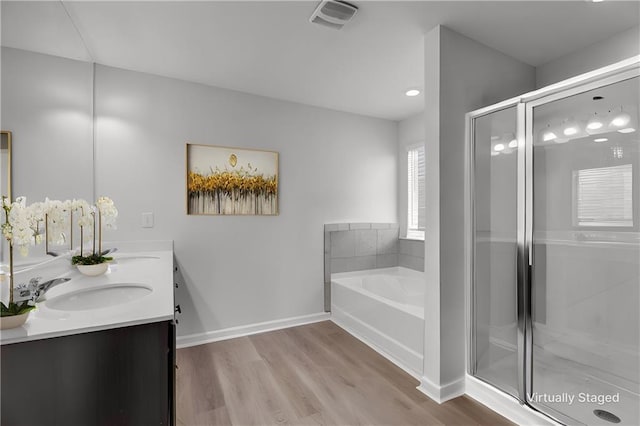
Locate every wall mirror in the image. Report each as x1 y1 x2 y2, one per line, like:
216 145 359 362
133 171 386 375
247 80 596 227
1 1 94 203
0 131 11 201
2 1 94 261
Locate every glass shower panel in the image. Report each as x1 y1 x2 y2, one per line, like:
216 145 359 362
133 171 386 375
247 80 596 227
472 106 519 398
530 76 640 425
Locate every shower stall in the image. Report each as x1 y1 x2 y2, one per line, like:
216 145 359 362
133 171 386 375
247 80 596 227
467 58 639 426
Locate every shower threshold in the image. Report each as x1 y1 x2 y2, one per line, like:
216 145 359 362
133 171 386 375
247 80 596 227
530 354 639 426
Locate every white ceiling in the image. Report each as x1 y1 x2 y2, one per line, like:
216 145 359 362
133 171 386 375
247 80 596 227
2 1 639 121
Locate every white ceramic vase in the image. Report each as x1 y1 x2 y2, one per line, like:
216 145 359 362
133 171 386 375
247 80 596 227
0 312 30 330
77 262 109 276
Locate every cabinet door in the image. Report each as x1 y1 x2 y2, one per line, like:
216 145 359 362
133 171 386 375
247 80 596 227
1 321 173 426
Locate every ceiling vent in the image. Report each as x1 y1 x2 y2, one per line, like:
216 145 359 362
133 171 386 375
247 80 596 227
309 0 358 30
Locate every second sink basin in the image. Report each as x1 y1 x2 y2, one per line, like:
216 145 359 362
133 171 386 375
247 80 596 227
45 284 153 311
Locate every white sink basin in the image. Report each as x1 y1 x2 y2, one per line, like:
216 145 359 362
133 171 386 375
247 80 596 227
45 284 153 311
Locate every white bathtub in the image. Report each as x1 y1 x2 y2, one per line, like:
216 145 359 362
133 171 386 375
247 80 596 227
331 267 425 377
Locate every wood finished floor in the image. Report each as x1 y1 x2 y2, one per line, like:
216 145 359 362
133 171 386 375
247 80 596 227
176 321 514 426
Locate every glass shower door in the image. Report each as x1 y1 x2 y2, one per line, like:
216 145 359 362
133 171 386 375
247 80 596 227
528 76 640 425
471 105 520 398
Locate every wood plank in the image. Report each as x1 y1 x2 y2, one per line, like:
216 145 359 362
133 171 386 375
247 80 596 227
176 342 227 426
250 331 322 419
176 321 515 426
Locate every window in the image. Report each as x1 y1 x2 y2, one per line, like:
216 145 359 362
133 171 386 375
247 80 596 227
407 144 425 239
574 163 633 227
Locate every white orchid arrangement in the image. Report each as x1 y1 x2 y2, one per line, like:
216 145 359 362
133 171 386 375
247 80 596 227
97 197 118 229
1 196 45 314
45 198 72 246
1 195 118 315
1 197 45 257
71 196 118 265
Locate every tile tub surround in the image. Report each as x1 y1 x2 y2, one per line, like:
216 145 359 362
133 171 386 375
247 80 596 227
399 238 425 272
324 223 399 311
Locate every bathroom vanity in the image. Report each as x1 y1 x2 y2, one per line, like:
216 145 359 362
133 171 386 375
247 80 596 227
0 242 176 426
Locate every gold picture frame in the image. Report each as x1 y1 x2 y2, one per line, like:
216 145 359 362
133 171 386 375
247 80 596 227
1 131 12 202
186 143 279 216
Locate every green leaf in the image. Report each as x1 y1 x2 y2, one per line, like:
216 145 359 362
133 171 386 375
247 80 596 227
0 301 36 317
72 254 113 265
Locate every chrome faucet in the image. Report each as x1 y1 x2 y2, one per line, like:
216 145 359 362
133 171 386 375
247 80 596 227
29 277 72 302
12 277 42 303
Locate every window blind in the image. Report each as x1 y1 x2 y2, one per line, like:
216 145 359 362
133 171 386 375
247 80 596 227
407 145 425 239
575 163 633 227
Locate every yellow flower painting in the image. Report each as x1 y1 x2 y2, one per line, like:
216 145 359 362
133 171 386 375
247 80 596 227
186 144 279 215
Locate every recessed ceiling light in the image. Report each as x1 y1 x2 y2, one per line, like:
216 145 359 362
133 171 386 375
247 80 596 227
586 113 604 131
405 89 420 97
609 111 631 128
494 143 505 152
594 138 608 142
562 118 580 136
591 0 604 3
508 139 518 148
618 128 636 134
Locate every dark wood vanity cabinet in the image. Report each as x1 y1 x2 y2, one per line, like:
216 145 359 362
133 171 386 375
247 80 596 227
1 320 176 426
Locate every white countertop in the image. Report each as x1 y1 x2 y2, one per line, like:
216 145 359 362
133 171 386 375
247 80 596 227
0 241 174 345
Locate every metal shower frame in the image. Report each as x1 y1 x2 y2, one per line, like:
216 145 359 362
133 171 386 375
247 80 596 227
465 57 640 425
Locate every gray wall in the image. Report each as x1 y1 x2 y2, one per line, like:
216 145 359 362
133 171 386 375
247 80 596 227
96 64 398 336
536 25 639 88
2 48 399 338
422 25 536 397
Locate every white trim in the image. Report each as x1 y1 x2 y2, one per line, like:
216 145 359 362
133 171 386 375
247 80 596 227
176 312 330 348
465 375 561 426
417 375 465 404
398 236 425 242
331 309 423 380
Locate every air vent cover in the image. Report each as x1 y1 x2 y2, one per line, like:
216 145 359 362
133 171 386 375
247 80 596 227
309 0 358 30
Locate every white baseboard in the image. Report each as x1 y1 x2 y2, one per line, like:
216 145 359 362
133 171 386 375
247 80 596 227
176 312 331 349
465 375 559 426
331 307 423 380
417 375 465 404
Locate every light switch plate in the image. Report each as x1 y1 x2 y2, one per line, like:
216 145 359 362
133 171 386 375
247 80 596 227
141 212 154 228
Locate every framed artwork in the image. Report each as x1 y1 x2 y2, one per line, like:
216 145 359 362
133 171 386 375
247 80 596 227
186 143 279 215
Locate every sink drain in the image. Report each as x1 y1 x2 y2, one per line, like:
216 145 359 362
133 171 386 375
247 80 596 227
593 409 621 424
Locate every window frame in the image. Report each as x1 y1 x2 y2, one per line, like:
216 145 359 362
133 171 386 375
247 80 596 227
572 163 634 228
406 142 425 240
